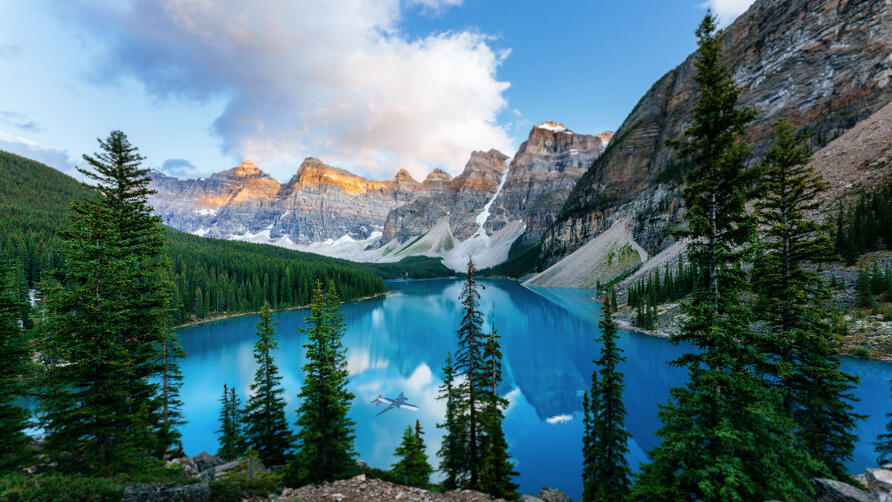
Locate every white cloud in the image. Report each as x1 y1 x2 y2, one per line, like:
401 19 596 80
701 0 757 26
58 0 513 180
0 130 81 179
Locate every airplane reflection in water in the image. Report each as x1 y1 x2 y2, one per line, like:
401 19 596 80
372 392 420 416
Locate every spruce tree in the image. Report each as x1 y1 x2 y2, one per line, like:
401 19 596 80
0 256 33 472
39 130 178 473
875 380 892 465
478 317 519 500
453 257 487 490
436 353 467 490
633 13 814 501
243 302 292 466
288 280 356 485
581 369 598 501
391 420 434 488
217 384 247 461
752 119 860 479
586 294 630 501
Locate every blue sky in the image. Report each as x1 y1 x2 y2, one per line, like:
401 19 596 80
0 0 754 181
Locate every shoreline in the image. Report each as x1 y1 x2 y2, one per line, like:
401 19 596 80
172 290 390 330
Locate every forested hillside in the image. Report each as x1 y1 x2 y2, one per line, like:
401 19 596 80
0 150 393 323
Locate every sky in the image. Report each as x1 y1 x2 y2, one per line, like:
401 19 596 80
0 0 755 182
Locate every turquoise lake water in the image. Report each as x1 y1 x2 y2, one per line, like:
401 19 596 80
176 278 892 498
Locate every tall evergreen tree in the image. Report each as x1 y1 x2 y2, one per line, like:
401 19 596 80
875 380 892 465
752 119 860 479
453 257 487 490
391 420 434 488
583 294 630 501
478 316 519 500
633 14 815 501
288 280 356 485
0 256 33 472
39 130 178 473
157 326 186 456
243 302 292 466
436 353 467 490
217 384 247 461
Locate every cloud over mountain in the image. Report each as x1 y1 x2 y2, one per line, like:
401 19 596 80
57 0 513 179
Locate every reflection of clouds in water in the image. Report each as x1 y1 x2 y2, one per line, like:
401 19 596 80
347 348 389 375
545 414 573 425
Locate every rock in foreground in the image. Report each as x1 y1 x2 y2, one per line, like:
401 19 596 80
277 475 507 502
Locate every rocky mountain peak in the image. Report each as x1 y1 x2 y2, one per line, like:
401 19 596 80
393 169 417 183
291 157 386 194
597 131 614 146
450 149 508 192
212 160 270 182
422 168 452 187
535 121 569 133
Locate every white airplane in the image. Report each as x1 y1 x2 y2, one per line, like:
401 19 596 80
371 392 419 416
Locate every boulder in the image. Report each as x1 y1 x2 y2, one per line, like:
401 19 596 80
811 478 875 502
520 496 545 502
867 469 892 496
191 451 224 473
122 482 211 502
538 487 571 502
167 456 199 477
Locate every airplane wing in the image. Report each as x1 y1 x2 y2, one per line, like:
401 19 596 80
402 403 419 411
376 403 397 416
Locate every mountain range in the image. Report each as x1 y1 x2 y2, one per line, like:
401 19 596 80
149 0 892 283
148 122 611 270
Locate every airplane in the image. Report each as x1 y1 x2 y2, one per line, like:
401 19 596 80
371 392 419 416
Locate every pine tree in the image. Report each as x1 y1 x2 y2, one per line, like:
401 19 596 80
157 326 186 456
288 280 356 485
0 256 33 472
391 421 434 488
584 294 630 501
875 380 892 465
436 353 467 490
243 302 292 466
217 384 247 461
478 316 519 500
453 257 487 490
39 130 177 473
751 119 861 479
633 13 815 501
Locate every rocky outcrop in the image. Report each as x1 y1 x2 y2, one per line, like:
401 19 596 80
122 483 211 502
149 158 429 243
484 123 610 244
542 0 892 266
278 474 508 501
378 149 509 243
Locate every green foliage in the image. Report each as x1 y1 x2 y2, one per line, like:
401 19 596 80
478 319 519 500
851 346 871 359
627 256 698 330
209 456 283 502
38 131 181 473
436 353 467 490
391 421 434 488
0 256 33 473
0 149 386 325
0 473 124 502
582 294 631 501
358 256 457 280
479 237 543 278
243 303 293 466
287 280 357 486
833 182 892 264
217 384 247 461
633 15 816 501
751 119 860 480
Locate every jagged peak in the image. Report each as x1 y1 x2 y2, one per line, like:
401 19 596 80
423 168 452 183
211 160 269 180
468 149 509 162
597 131 614 145
534 121 570 133
291 157 387 194
393 169 418 183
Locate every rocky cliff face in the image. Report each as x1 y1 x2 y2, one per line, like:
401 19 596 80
484 122 610 244
378 149 508 244
542 0 892 266
148 158 428 244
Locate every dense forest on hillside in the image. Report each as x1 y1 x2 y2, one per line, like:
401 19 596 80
0 150 410 322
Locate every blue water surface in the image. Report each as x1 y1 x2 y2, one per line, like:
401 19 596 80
175 278 892 499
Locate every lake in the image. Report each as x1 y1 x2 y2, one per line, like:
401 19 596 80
176 278 892 499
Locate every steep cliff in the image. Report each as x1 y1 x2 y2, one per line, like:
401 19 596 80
542 0 892 267
484 122 610 244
